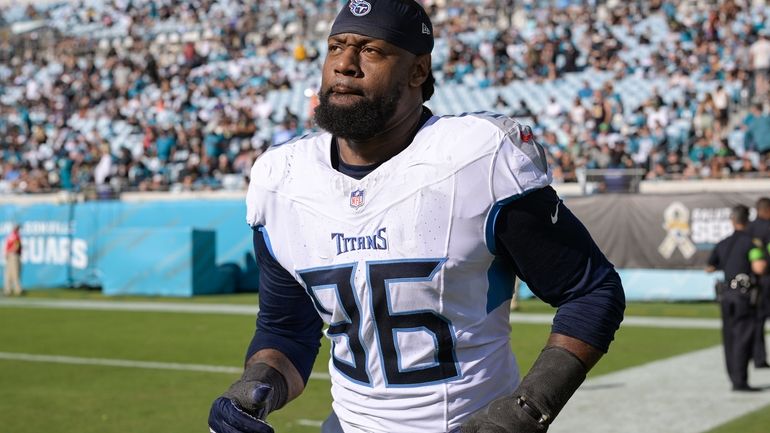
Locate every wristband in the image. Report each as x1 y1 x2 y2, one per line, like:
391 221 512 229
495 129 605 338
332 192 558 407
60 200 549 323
246 362 289 413
514 346 587 426
224 362 289 416
516 396 550 426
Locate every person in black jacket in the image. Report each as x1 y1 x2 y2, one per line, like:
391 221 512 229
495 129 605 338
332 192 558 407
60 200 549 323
707 205 768 391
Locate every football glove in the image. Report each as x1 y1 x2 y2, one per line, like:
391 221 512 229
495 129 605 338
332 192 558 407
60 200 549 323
461 346 586 433
209 394 274 433
208 362 289 433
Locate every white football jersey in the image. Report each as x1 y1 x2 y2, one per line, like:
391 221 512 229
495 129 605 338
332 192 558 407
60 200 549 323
246 112 552 433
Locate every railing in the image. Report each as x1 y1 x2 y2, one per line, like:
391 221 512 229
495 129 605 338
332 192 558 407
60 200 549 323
576 168 648 194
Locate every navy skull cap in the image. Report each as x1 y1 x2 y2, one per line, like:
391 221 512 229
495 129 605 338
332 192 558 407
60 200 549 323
330 0 434 55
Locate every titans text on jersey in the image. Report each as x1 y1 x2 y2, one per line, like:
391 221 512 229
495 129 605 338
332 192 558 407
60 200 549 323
332 227 388 255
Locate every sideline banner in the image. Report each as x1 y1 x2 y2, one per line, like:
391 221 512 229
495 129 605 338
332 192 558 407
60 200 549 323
565 192 766 269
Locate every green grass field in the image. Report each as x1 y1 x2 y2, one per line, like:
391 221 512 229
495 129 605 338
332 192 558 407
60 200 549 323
0 292 766 433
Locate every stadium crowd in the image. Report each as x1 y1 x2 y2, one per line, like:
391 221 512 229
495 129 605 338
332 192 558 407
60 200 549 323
1 0 770 195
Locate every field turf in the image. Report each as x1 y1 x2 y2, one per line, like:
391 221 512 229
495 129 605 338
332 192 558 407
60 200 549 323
0 293 765 432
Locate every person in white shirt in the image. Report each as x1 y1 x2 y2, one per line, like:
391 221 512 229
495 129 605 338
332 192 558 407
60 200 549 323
543 97 564 119
713 85 730 130
749 32 770 101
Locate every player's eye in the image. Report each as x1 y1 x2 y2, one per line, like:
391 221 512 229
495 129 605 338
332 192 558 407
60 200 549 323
361 46 382 56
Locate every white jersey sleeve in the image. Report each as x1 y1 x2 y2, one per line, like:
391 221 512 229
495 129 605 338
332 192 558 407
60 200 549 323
486 115 551 203
246 133 325 228
245 149 279 228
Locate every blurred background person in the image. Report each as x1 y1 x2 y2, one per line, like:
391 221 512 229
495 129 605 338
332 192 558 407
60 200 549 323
3 224 22 296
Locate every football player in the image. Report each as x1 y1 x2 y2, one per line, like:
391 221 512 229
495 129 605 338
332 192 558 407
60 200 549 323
209 1 625 432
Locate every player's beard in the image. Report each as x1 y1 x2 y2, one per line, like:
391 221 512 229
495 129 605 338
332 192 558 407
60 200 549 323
314 84 401 141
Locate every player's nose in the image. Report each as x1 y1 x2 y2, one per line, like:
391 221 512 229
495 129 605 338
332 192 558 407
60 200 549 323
334 47 362 78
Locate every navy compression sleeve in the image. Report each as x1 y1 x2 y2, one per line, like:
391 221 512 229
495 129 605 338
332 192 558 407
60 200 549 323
245 226 324 383
494 186 625 352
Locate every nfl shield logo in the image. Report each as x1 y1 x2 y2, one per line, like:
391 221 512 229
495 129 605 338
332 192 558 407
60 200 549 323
350 189 365 208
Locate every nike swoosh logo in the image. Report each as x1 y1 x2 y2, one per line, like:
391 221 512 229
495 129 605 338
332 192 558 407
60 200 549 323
551 200 561 224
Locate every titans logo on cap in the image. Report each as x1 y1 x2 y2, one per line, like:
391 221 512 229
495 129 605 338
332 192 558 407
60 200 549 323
331 0 434 56
350 0 372 17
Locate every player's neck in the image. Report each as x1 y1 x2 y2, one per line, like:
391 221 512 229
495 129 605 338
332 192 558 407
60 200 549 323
337 105 426 166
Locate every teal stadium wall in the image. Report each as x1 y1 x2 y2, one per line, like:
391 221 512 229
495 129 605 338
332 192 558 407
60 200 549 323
99 228 235 296
0 200 258 296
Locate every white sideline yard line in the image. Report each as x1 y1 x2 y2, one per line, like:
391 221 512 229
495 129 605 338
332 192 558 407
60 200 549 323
0 298 723 329
510 313 723 329
296 419 324 427
0 352 331 381
552 345 770 433
0 298 260 315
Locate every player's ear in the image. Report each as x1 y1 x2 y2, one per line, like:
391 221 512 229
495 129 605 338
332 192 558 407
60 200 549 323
408 54 431 89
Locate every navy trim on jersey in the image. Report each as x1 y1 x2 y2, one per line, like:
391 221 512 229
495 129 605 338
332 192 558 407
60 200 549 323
486 255 516 313
335 153 382 180
493 186 625 352
485 189 537 255
246 227 324 384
